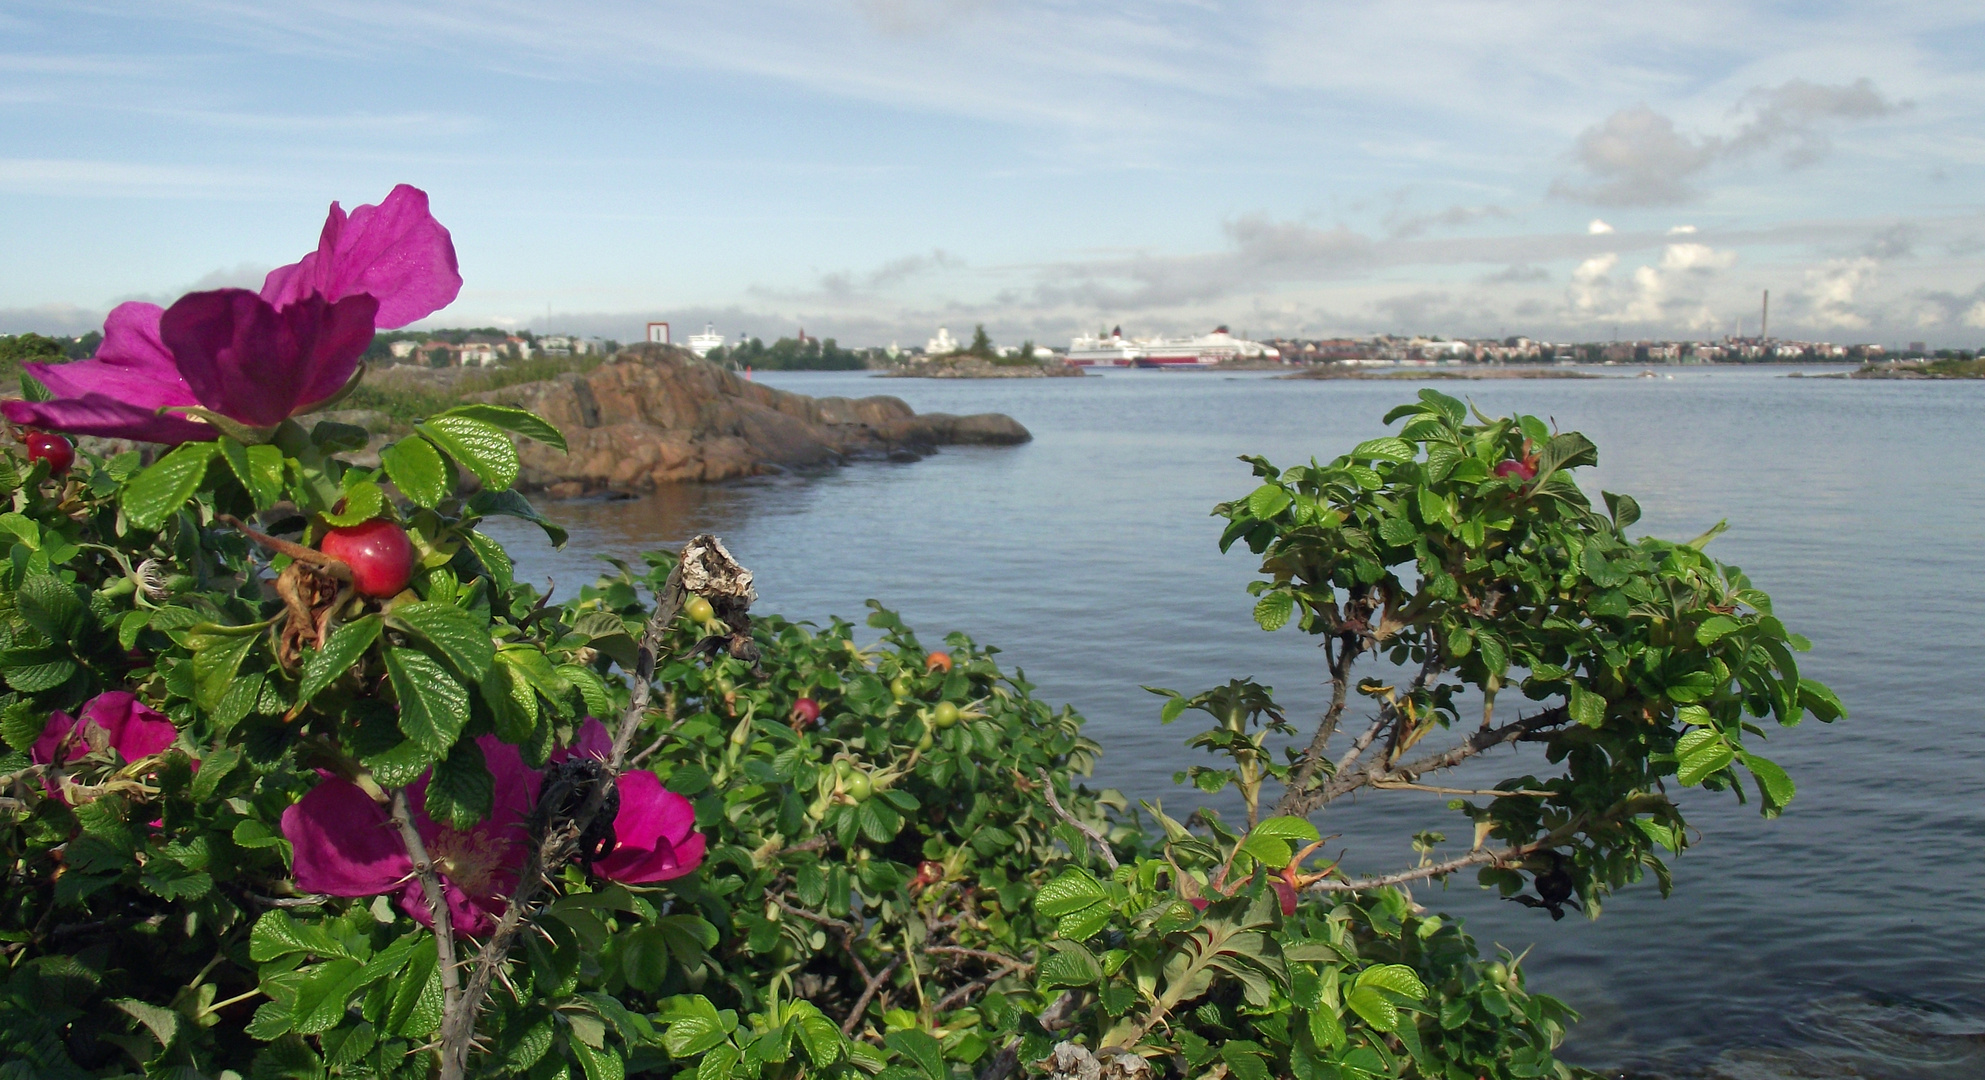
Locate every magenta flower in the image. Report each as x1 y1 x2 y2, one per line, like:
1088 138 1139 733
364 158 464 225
281 722 705 935
4 185 460 444
33 692 180 801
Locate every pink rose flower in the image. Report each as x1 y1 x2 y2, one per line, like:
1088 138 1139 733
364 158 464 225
4 185 460 443
280 720 705 934
32 691 181 803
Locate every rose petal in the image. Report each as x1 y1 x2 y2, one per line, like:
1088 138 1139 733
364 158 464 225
30 711 76 767
3 303 214 443
282 778 412 897
2 393 216 445
260 184 462 330
594 770 705 884
160 288 377 427
80 691 178 761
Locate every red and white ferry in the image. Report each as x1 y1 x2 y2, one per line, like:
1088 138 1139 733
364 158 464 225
1065 326 1280 368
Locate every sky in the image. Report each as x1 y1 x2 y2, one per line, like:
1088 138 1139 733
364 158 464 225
3 1 1982 348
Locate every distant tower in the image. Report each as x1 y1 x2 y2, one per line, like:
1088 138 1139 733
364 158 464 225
1761 290 1769 341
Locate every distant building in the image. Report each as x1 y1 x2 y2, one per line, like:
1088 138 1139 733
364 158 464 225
388 340 419 360
460 343 499 367
539 335 601 357
926 327 958 356
687 323 725 358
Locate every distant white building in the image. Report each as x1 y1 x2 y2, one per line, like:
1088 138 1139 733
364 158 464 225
460 343 499 367
687 323 726 358
926 327 958 356
388 340 419 360
539 335 599 356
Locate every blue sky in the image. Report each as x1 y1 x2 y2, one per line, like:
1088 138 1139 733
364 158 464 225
3 1 1981 347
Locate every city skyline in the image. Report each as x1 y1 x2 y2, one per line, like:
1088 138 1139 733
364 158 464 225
2 1 1981 346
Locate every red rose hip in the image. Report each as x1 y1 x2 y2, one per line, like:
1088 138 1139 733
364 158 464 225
320 518 415 598
791 697 821 727
25 432 73 476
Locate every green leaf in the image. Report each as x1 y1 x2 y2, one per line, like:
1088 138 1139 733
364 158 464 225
2 702 47 753
17 573 83 640
1532 431 1598 486
250 910 359 962
364 740 436 788
221 439 284 508
387 648 469 754
6 658 75 693
1035 868 1110 918
388 602 495 682
1602 490 1641 530
462 529 515 590
1798 678 1845 722
436 403 568 452
1344 985 1399 1032
1677 740 1735 786
570 1033 626 1080
380 437 451 508
1055 903 1115 942
193 633 256 715
1251 816 1321 842
20 371 52 401
1307 1006 1345 1049
123 443 217 531
1253 591 1294 632
320 479 385 527
661 997 737 1058
293 958 366 1035
1740 752 1795 807
884 1030 946 1080
388 938 439 1036
1246 483 1292 519
112 997 181 1049
297 615 383 707
1695 615 1742 645
1568 684 1605 728
1350 437 1415 462
481 662 540 744
418 415 519 491
1037 939 1103 990
1355 963 1426 999
424 739 494 830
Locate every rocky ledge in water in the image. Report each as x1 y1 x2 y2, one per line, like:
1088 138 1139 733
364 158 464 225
455 348 1029 496
879 356 1087 378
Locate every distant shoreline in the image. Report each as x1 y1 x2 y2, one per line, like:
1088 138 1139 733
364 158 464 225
1279 366 1601 381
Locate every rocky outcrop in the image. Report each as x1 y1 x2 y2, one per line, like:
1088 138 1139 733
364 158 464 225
881 357 1087 378
464 348 1029 496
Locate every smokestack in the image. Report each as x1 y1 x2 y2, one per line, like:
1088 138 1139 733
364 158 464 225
1761 289 1769 341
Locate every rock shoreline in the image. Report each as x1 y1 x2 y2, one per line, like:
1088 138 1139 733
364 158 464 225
878 357 1087 378
447 347 1028 496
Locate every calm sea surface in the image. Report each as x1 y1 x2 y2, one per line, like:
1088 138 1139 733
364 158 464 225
483 366 1985 1078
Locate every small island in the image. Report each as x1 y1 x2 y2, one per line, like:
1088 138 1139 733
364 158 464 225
1837 356 1985 379
1279 365 1599 381
879 324 1085 378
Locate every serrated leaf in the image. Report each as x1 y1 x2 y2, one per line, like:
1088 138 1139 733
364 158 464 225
571 1037 626 1080
1355 963 1426 999
251 910 359 962
1037 939 1103 990
1253 591 1293 632
193 633 256 715
388 602 494 682
1351 437 1415 462
297 615 382 707
1739 752 1795 806
321 479 385 527
17 572 82 640
1568 684 1605 728
388 938 439 1037
190 745 242 802
1695 615 1742 645
1251 816 1321 842
1677 741 1735 786
1344 985 1399 1031
462 529 515 589
481 661 539 744
1798 678 1845 722
1035 868 1110 918
436 404 567 452
1055 903 1114 942
1246 483 1292 519
419 415 519 491
380 436 451 508
221 439 284 508
364 739 437 788
884 1030 946 1080
124 443 216 531
113 997 180 1049
6 658 75 693
424 738 493 830
387 648 469 754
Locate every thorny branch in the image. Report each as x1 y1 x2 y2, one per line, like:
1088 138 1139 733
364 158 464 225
389 790 461 1032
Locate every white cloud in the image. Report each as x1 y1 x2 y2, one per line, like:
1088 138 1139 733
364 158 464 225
1588 219 1615 235
1668 224 1698 234
1660 243 1738 271
1964 301 1985 329
1801 257 1878 329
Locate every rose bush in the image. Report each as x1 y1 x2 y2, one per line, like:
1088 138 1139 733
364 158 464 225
0 194 1840 1080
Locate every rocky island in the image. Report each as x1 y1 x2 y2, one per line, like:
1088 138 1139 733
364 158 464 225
323 347 1031 497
